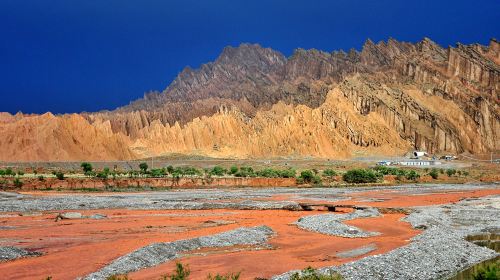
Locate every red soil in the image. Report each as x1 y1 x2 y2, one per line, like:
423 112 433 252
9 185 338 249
131 213 416 280
0 188 499 280
342 188 500 207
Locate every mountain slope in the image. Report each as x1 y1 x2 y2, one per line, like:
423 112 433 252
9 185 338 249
0 38 498 161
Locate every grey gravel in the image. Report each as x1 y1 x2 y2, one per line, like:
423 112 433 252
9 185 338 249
88 213 107 219
295 208 380 237
0 246 41 262
336 243 377 258
1 183 497 213
84 226 274 280
58 212 83 219
273 195 500 280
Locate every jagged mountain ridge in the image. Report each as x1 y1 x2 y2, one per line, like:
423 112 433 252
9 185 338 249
1 37 498 161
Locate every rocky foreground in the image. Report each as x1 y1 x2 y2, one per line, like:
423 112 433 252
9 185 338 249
275 195 500 280
1 37 498 161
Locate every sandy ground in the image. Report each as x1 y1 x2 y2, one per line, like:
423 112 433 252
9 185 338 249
0 186 499 279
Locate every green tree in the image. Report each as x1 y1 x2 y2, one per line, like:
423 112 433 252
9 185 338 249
229 166 238 175
279 168 296 178
55 171 65 180
13 178 23 188
343 169 380 184
139 162 149 173
150 168 167 178
429 169 439 179
210 166 227 176
446 168 457 177
5 168 14 176
81 162 93 174
322 169 337 178
166 165 175 174
405 170 420 181
300 170 314 183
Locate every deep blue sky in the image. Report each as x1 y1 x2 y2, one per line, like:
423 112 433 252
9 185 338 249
1 0 498 114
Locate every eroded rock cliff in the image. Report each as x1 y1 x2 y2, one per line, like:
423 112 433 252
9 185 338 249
1 38 498 161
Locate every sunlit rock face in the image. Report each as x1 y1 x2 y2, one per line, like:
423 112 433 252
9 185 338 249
1 38 498 161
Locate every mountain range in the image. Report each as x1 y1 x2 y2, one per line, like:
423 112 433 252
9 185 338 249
1 37 498 161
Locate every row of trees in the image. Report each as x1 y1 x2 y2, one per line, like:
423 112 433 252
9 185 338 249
1 162 471 186
0 168 24 177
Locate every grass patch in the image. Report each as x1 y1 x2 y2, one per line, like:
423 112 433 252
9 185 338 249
290 267 343 280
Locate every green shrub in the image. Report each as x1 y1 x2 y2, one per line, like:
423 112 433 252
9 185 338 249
105 275 130 280
161 262 190 280
38 175 45 181
298 170 321 185
207 272 241 280
256 168 280 178
139 162 149 173
373 165 391 175
81 162 93 174
429 169 439 179
166 165 175 174
446 168 457 177
55 171 65 180
472 263 499 280
229 166 238 175
290 267 343 280
96 171 109 179
209 166 227 176
322 169 337 178
299 170 314 183
149 168 167 178
13 178 23 188
0 169 5 176
405 170 420 181
279 168 296 178
343 169 380 184
234 166 255 177
17 170 24 176
180 167 197 176
5 168 14 176
169 166 202 178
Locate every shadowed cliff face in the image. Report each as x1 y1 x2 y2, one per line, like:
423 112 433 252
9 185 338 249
0 38 498 161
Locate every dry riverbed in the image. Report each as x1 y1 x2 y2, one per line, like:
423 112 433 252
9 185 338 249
0 183 498 280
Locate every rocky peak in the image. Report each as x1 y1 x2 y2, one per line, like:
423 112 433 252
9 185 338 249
359 39 392 67
216 43 286 69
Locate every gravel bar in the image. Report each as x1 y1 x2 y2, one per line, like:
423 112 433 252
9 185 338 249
84 225 274 280
0 246 41 262
295 208 380 237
